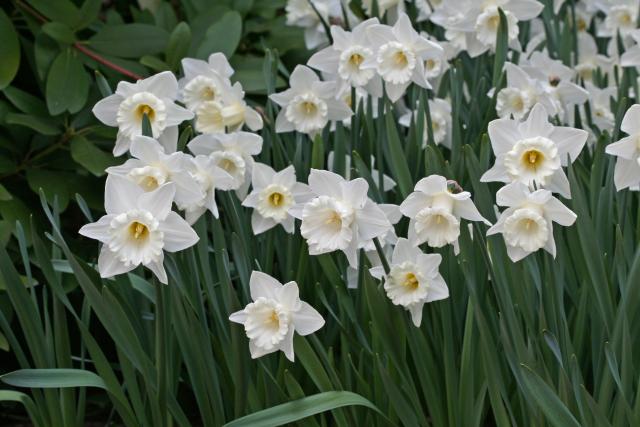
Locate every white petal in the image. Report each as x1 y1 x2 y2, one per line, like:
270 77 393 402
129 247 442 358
408 303 424 327
488 117 521 156
425 275 449 302
289 65 319 90
495 182 528 207
614 158 640 191
140 71 179 99
105 174 143 214
546 170 572 199
228 309 247 324
164 103 195 127
250 271 282 301
605 136 638 160
399 192 430 218
549 126 588 164
518 103 553 138
275 110 296 133
130 135 163 162
454 198 490 225
307 47 340 74
391 237 417 264
504 0 544 20
251 211 276 235
414 175 448 195
357 200 391 241
137 183 176 220
480 161 510 183
545 197 576 226
292 302 325 335
277 281 300 311
79 215 112 243
146 258 168 284
385 81 409 103
160 211 199 252
157 126 179 153
278 327 296 362
251 162 275 189
92 94 122 126
98 248 135 278
621 104 640 136
308 169 344 198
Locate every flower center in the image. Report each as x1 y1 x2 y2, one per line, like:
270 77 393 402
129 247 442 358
220 159 237 173
202 86 215 101
488 14 500 30
267 309 280 329
128 221 149 241
403 272 419 290
141 176 159 190
577 18 586 31
269 192 284 207
325 210 342 227
394 51 408 66
349 53 364 67
136 104 155 121
523 149 544 170
302 101 317 116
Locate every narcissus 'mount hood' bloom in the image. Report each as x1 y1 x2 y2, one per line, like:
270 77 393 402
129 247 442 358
92 71 194 156
242 163 313 235
229 271 324 361
290 169 392 268
79 175 199 283
605 104 640 191
270 65 352 135
482 103 588 198
400 175 490 249
487 182 576 262
370 238 449 327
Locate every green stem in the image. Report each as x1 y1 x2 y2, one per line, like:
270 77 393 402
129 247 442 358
155 282 168 427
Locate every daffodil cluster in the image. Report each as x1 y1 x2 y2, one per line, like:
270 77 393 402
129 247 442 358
81 0 640 362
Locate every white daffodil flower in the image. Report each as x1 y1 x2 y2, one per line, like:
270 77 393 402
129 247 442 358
179 53 234 111
398 98 452 148
598 0 638 39
605 104 640 191
400 175 490 250
193 81 263 134
308 18 383 97
229 271 324 361
576 32 614 82
482 103 588 198
621 30 640 68
270 65 352 135
290 169 392 268
242 163 313 235
521 51 588 119
106 135 203 210
79 175 199 283
285 0 344 49
180 155 234 225
363 13 443 102
431 0 543 58
584 82 616 132
92 71 193 156
487 182 577 262
495 63 557 120
188 132 263 198
370 238 449 326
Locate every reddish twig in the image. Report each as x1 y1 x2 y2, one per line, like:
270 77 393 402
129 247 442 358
15 0 142 81
73 43 142 80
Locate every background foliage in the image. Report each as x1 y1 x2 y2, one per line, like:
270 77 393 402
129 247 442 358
1 0 640 426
